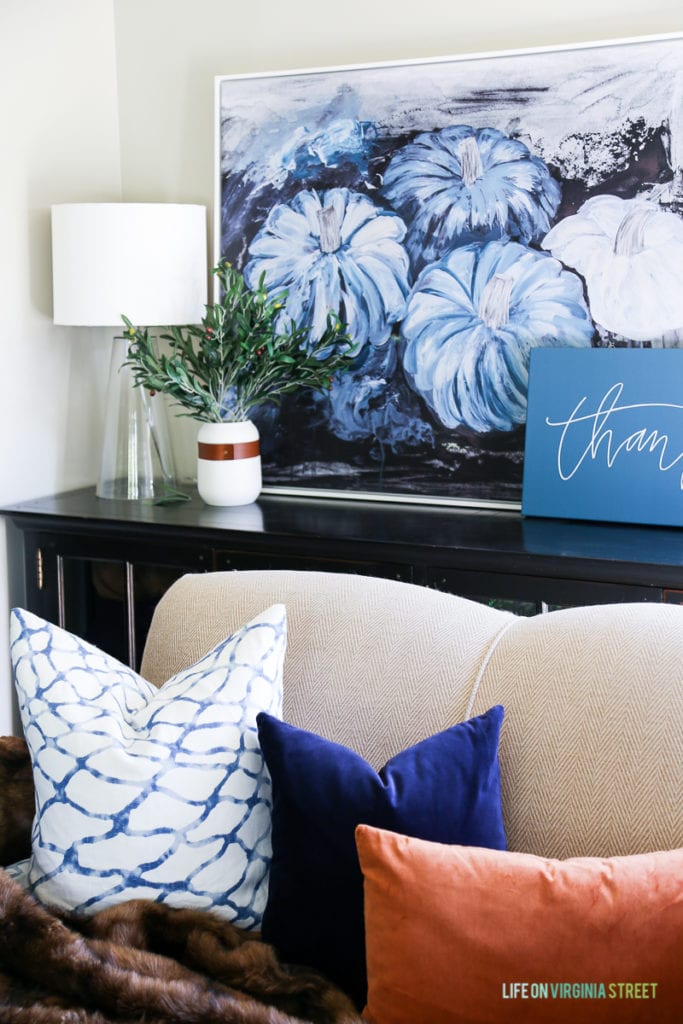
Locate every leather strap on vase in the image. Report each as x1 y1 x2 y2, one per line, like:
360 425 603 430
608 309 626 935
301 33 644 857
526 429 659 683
198 440 260 461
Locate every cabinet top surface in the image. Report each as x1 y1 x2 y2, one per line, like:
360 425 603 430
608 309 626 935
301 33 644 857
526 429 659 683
2 486 683 573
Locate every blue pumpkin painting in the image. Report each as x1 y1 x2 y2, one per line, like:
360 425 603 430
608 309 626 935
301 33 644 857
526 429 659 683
244 187 411 349
382 125 562 269
216 35 683 506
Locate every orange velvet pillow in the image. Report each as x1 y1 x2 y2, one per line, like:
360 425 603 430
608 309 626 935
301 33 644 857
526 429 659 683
356 825 683 1024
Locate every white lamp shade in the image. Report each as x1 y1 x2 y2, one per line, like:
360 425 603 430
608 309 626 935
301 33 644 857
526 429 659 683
51 203 207 327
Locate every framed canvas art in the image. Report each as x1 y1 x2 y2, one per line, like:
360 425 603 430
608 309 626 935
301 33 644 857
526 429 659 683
215 32 683 508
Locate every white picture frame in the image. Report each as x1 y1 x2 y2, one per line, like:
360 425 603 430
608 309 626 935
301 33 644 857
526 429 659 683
215 32 683 509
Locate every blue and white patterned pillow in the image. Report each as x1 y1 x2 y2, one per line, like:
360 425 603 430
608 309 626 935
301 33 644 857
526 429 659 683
9 604 285 927
5 858 30 887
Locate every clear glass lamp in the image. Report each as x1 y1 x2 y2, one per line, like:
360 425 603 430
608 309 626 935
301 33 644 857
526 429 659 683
51 203 207 500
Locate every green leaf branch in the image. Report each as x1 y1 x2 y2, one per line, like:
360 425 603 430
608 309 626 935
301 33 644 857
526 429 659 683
122 262 357 423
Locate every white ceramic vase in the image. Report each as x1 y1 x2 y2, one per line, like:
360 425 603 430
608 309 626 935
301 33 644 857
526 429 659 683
196 420 262 506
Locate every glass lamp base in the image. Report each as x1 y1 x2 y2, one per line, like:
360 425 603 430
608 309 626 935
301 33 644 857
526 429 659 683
97 335 177 500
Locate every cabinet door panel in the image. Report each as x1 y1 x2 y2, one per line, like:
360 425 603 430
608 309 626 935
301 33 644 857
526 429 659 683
61 558 189 670
214 548 411 582
421 567 660 613
21 533 211 669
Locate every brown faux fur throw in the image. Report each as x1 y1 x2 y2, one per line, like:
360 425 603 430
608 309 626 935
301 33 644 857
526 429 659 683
0 735 34 864
0 869 362 1024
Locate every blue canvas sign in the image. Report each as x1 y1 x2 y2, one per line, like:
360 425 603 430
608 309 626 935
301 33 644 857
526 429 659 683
523 349 683 527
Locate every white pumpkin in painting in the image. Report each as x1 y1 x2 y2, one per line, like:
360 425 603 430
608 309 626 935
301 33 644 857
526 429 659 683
542 195 683 343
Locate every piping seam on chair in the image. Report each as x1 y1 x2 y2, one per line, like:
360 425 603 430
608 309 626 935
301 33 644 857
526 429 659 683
465 616 518 720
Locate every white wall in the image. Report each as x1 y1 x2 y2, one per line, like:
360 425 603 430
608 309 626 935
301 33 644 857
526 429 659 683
0 0 121 731
113 0 683 212
1 0 681 731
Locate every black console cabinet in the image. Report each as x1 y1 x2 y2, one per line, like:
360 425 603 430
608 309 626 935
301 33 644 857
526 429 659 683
4 487 683 670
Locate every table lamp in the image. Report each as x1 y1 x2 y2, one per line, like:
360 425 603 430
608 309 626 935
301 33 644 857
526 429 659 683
51 203 207 500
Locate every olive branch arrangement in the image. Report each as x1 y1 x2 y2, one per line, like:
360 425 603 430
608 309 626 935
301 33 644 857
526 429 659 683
122 261 356 423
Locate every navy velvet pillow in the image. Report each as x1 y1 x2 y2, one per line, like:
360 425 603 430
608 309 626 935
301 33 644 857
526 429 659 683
257 705 506 1007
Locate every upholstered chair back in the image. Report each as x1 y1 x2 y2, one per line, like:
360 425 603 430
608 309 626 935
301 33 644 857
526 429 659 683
142 571 683 860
